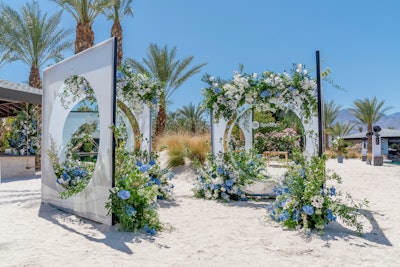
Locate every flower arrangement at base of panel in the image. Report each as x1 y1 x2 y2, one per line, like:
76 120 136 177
265 152 368 235
105 126 174 233
194 150 269 201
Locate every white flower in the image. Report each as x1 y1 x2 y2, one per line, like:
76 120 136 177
252 73 258 79
209 76 215 82
311 195 324 209
221 187 226 192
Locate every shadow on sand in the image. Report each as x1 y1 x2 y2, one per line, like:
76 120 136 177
38 203 156 254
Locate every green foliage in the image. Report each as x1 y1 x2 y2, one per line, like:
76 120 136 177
267 152 368 234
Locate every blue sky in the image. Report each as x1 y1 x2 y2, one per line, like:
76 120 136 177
1 0 400 114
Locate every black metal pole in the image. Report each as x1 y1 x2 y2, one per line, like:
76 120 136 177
316 50 324 157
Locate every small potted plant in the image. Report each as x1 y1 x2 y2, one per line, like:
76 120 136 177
332 136 345 163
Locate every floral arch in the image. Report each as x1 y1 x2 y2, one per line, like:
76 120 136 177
202 64 320 158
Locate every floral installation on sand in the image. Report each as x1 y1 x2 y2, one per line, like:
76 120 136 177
266 151 368 234
194 150 269 201
202 64 318 123
106 126 174 233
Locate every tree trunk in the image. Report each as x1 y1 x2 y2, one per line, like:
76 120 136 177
75 22 95 54
367 123 372 154
111 21 123 67
29 67 41 89
325 133 330 150
154 97 167 139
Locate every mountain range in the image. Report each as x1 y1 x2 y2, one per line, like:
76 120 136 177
333 109 400 133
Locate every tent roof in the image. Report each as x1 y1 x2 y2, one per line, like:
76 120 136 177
0 79 42 117
343 128 400 139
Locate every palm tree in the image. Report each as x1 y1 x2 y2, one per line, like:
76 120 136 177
177 103 207 134
0 1 72 88
103 0 134 67
349 97 391 154
52 0 110 54
328 122 354 138
323 100 342 149
126 44 207 137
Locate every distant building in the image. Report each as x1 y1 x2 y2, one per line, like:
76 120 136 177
343 128 400 157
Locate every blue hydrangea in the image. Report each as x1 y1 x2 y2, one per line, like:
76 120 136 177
302 204 314 215
124 205 137 216
136 160 143 167
221 192 229 201
117 190 131 200
214 88 222 94
260 90 270 98
139 164 151 173
216 166 224 175
278 210 290 222
289 86 295 92
225 179 234 187
72 168 82 177
269 210 277 220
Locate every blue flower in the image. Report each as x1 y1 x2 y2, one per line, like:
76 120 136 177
276 92 280 97
216 166 224 175
136 160 143 167
152 98 158 104
329 187 336 196
124 206 137 216
148 158 156 166
116 71 124 80
302 205 314 215
278 210 290 222
62 172 70 181
168 172 174 180
225 179 234 187
117 190 131 200
293 209 301 222
289 86 295 92
269 210 277 220
139 164 151 173
260 90 270 98
144 225 156 235
273 186 283 196
299 169 306 178
150 177 161 185
72 168 81 177
327 209 336 221
214 88 222 94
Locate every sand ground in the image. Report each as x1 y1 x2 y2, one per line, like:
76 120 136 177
1 158 400 267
